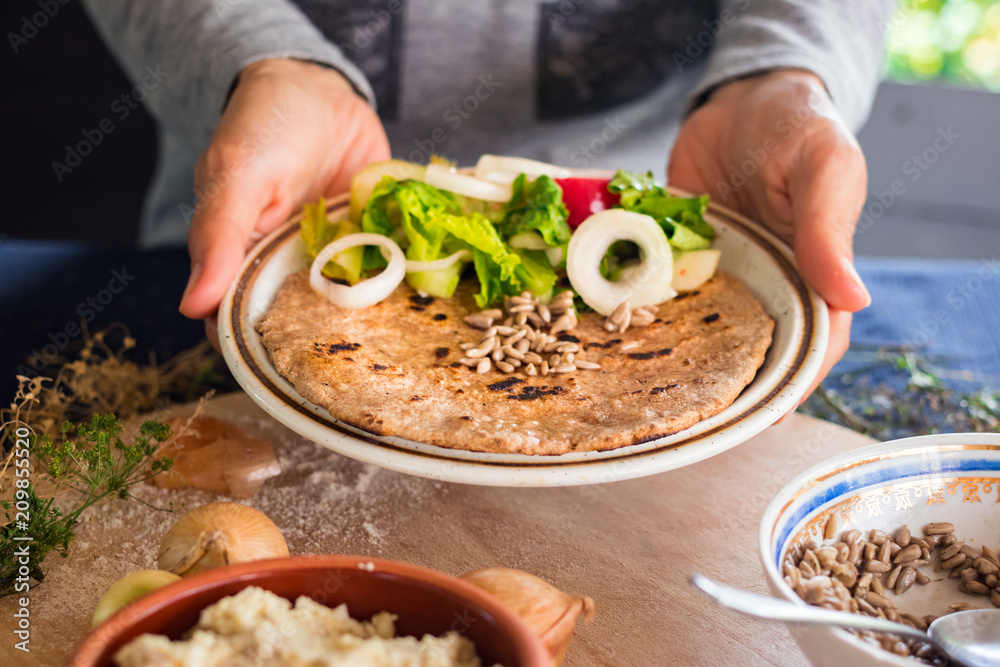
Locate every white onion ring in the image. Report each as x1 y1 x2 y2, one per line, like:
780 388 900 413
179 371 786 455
309 233 406 309
473 155 571 181
566 210 676 316
404 249 473 273
423 164 512 202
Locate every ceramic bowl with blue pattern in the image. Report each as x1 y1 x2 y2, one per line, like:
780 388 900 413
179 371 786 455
760 433 1000 666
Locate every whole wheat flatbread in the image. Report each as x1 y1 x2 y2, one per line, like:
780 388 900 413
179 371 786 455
257 270 773 455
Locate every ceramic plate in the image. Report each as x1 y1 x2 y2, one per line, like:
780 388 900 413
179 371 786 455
219 185 828 487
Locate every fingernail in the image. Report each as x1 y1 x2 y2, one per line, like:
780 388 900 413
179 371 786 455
181 261 203 310
845 260 871 308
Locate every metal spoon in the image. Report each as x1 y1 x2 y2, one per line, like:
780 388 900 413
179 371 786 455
691 574 1000 667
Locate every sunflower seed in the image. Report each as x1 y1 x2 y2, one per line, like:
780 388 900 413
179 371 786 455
895 567 917 594
515 338 530 354
496 360 515 373
459 357 480 367
977 558 1000 576
574 359 601 370
894 526 911 547
481 309 503 320
526 311 546 327
870 529 888 546
510 295 532 306
549 353 561 366
551 314 572 334
940 553 967 570
464 313 493 329
924 522 954 535
865 560 890 574
620 341 638 351
983 545 1000 567
466 347 489 359
502 346 524 361
476 358 492 374
509 303 535 313
504 329 528 345
460 342 476 351
523 352 543 365
491 348 506 362
894 544 920 563
878 541 892 565
871 574 885 595
553 362 576 373
948 602 971 612
483 326 498 339
537 303 551 323
515 312 528 326
886 565 902 590
494 325 517 336
557 343 579 353
541 360 549 376
866 593 895 610
824 515 838 541
967 580 991 595
525 363 537 376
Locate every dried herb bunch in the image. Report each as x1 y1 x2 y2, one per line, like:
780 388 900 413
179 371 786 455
799 346 1000 440
0 326 225 597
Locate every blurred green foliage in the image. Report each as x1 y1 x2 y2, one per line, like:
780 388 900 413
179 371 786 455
886 0 1000 90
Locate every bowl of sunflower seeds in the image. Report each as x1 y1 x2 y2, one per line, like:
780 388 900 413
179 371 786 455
760 432 1000 666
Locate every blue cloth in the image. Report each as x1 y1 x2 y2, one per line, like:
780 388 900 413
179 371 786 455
846 256 1000 390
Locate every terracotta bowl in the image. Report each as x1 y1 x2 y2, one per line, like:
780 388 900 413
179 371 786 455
760 433 1000 666
70 555 550 667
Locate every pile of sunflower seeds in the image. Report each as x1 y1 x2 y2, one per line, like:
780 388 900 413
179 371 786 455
603 299 657 334
458 291 601 376
785 518 1000 663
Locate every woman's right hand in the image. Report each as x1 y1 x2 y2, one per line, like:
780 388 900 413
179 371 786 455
179 58 390 327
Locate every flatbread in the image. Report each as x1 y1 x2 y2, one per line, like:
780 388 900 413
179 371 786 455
257 271 774 456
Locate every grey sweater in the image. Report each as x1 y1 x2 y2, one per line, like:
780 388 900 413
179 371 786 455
81 0 895 246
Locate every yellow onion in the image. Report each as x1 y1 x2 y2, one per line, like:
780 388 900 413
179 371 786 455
461 568 595 665
157 502 288 576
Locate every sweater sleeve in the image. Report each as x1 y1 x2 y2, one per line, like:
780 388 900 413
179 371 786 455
80 0 375 148
685 0 897 131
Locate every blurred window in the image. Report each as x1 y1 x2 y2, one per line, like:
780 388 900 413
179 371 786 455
886 0 1000 91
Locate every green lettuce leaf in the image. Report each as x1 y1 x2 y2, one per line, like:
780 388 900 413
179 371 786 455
608 169 714 250
300 198 363 283
499 175 571 247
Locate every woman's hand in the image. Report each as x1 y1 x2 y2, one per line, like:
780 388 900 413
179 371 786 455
668 70 871 401
179 58 390 333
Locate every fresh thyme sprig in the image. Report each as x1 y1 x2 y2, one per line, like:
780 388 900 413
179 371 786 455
0 416 174 597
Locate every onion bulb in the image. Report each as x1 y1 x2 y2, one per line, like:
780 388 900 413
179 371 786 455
461 568 595 665
404 249 473 273
310 233 405 309
423 163 513 202
566 209 676 315
157 502 288 577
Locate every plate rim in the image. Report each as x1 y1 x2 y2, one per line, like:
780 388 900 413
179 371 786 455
219 186 829 486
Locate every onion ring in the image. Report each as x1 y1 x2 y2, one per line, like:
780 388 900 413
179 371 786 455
309 233 406 309
404 249 473 273
423 164 512 202
566 209 676 315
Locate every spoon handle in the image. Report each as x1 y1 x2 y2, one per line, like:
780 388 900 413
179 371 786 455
691 574 929 643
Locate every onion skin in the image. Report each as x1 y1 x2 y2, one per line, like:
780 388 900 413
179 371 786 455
157 502 288 577
460 568 595 665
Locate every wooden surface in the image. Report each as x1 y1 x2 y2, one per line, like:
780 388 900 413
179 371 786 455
1 393 875 666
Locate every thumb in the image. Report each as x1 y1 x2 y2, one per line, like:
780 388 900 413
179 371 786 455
788 139 871 313
179 169 275 319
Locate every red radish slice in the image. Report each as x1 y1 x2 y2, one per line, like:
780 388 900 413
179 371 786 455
555 178 620 228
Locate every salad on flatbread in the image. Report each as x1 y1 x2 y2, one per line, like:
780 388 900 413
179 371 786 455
256 156 773 455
